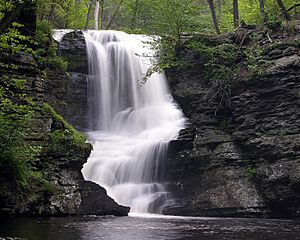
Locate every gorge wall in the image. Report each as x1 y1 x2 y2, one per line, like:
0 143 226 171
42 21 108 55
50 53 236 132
164 28 300 218
36 28 299 219
0 31 129 216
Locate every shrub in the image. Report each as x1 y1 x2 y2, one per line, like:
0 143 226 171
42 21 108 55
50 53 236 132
35 20 52 47
245 166 257 180
47 56 68 71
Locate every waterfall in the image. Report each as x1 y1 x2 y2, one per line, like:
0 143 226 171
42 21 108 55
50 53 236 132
82 30 186 214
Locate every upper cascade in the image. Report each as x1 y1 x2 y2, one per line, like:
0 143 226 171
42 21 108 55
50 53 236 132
82 30 186 213
53 29 74 42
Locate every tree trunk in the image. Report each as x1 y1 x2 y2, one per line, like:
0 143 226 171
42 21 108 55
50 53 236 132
48 1 55 24
217 0 221 16
233 0 239 28
65 1 72 28
106 0 124 30
258 0 266 21
85 1 94 30
275 0 291 21
99 0 104 30
130 0 139 29
207 0 221 34
94 0 100 30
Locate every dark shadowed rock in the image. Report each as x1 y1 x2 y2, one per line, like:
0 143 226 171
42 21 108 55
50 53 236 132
45 31 89 130
44 71 89 131
59 31 87 74
0 44 129 217
42 29 300 219
164 33 300 219
79 181 129 216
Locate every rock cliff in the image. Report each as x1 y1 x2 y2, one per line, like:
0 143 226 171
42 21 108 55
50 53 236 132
45 31 88 131
43 29 300 219
0 33 129 217
163 28 300 218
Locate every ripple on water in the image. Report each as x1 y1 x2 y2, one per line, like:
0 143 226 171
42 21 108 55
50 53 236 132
1 216 300 240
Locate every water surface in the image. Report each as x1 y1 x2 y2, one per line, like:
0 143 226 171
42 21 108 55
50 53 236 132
1 215 300 240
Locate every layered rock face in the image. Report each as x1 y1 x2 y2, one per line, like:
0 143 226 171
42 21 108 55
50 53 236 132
45 31 89 130
164 32 300 218
0 34 129 217
42 32 129 216
50 30 299 219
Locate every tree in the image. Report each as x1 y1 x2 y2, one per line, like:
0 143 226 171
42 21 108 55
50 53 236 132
99 0 104 29
130 0 139 29
106 0 124 30
85 0 93 30
94 0 99 30
217 0 221 15
258 0 265 21
48 0 55 23
0 0 36 35
207 0 220 34
31 0 297 35
233 0 239 28
275 0 291 21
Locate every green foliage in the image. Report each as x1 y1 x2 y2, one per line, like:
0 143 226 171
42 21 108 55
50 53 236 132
186 40 214 60
212 44 239 66
206 65 236 85
0 0 35 19
36 0 90 29
35 20 53 46
42 103 86 149
33 0 298 38
27 170 57 197
203 43 239 85
34 20 68 71
0 19 56 201
0 74 41 190
266 16 284 31
0 23 33 57
244 49 266 78
245 166 257 180
170 36 241 113
47 55 68 71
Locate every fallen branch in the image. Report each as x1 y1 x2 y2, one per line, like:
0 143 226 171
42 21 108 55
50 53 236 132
266 31 273 43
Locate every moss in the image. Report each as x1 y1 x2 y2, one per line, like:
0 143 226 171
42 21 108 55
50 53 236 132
42 103 86 149
187 34 228 47
47 55 68 72
184 39 239 84
212 44 239 66
205 65 236 84
35 31 68 72
186 40 214 59
27 171 57 200
245 166 257 181
262 39 300 53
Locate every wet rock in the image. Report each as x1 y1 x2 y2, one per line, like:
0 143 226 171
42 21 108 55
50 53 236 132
79 181 130 216
59 31 87 74
165 34 300 218
283 46 298 56
268 49 283 59
45 31 89 130
266 55 300 75
0 238 27 240
0 48 129 217
44 71 88 130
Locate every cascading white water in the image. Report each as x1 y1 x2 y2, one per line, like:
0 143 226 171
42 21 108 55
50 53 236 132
82 30 186 213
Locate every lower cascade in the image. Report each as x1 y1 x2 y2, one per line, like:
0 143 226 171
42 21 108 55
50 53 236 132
82 30 186 213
